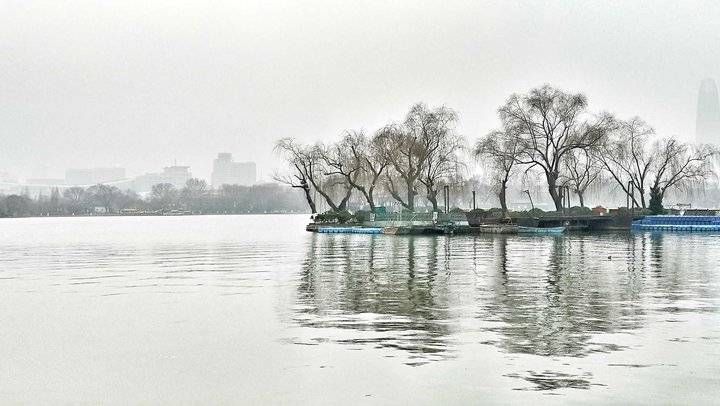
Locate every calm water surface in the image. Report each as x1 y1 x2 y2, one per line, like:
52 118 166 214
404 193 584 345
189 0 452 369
1 215 719 404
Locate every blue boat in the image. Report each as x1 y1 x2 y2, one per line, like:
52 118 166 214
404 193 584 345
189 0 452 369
317 227 384 235
632 215 720 232
517 226 566 234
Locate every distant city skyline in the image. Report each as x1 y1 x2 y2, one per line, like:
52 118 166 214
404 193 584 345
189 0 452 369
0 153 258 197
1 1 719 185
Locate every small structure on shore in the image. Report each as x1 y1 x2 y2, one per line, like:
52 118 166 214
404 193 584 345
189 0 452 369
592 206 607 215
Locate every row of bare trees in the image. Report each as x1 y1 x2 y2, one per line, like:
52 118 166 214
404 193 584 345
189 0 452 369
475 85 717 215
276 85 717 216
274 103 465 214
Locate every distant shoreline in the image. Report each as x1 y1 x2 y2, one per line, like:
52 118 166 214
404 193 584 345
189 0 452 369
0 212 312 220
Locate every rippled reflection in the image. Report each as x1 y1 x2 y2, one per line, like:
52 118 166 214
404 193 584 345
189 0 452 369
2 216 720 400
293 234 454 365
294 231 720 369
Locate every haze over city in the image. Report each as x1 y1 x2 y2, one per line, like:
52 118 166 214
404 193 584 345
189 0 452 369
6 2 720 404
2 0 719 182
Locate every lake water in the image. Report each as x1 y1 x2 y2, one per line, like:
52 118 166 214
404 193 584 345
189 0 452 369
1 214 719 404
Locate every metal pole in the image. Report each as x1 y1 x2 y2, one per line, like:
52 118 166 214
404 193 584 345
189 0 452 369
472 190 476 210
446 185 450 213
439 185 443 214
626 182 630 210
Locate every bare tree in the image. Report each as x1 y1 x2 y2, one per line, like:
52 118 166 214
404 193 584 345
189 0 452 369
475 130 520 216
377 123 421 211
87 184 123 213
379 103 462 211
274 137 317 214
595 117 654 208
275 138 354 213
648 138 717 211
150 183 178 211
317 137 363 209
312 143 355 212
561 148 602 208
323 130 389 211
62 186 86 214
181 178 208 212
498 85 612 211
416 107 463 211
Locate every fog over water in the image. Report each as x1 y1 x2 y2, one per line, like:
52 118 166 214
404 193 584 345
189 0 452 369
1 0 719 180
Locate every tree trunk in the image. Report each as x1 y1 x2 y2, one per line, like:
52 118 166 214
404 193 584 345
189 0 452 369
300 185 316 214
367 186 376 212
427 188 439 212
337 187 352 211
405 180 416 212
498 180 508 217
639 188 647 209
546 172 563 211
577 191 585 208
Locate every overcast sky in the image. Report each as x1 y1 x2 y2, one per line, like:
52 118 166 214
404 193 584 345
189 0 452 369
1 0 719 181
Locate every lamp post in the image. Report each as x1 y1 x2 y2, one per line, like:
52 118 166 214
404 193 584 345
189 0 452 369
443 185 450 214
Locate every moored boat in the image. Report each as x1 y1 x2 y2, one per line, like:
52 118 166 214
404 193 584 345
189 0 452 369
517 226 566 234
383 226 410 235
632 215 720 232
317 226 384 234
471 224 519 234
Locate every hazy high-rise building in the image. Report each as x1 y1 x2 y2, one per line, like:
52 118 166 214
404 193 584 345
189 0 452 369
162 165 192 188
132 165 192 193
696 78 720 144
211 153 256 187
65 167 126 186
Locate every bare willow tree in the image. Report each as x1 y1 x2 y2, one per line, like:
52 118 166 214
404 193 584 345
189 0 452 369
498 85 613 211
561 148 602 207
316 140 360 210
307 143 356 212
377 123 420 211
596 117 716 210
647 138 717 212
275 138 355 213
343 130 389 211
379 103 462 211
595 117 654 208
273 137 317 213
475 130 520 216
415 107 463 211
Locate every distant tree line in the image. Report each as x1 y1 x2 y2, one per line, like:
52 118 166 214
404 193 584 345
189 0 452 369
0 180 307 217
277 85 719 216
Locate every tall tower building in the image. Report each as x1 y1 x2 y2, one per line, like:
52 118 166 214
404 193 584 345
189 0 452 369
696 78 720 145
211 153 256 187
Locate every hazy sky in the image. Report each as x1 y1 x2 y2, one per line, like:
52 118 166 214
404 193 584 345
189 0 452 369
2 0 719 181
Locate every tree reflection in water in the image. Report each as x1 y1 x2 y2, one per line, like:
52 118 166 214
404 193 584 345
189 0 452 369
482 234 648 357
293 231 720 369
294 233 453 365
